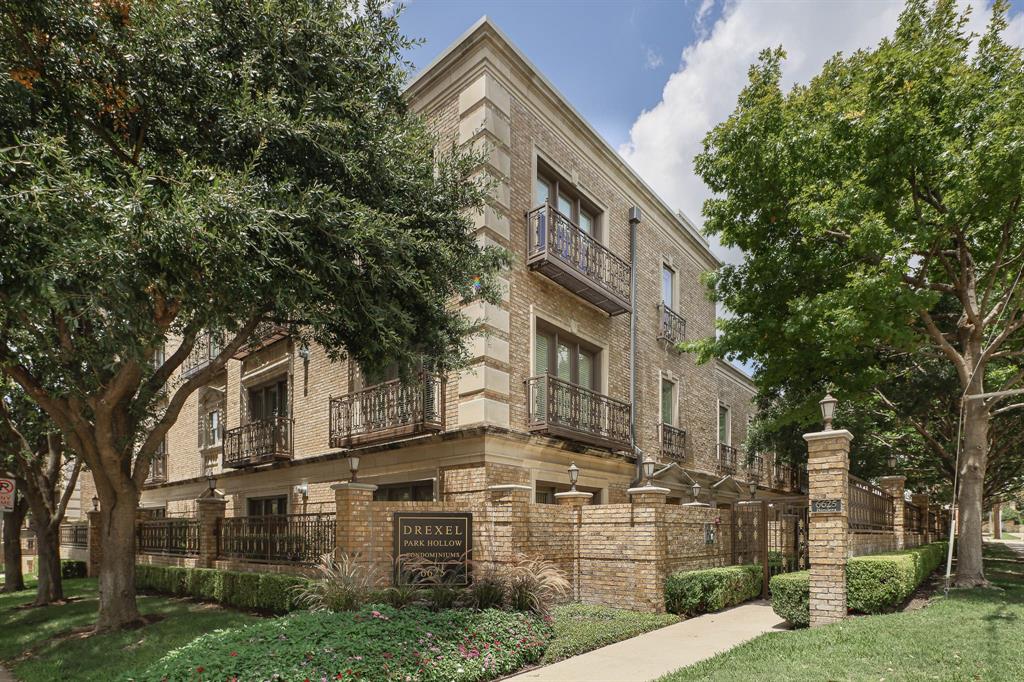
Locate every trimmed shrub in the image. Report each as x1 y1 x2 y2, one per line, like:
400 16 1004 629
664 564 761 616
135 564 308 613
769 541 948 626
60 560 87 579
767 571 810 627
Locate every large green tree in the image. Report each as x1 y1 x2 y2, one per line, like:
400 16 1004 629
696 0 1024 586
0 0 503 630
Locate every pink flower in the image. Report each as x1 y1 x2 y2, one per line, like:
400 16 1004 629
230 652 238 657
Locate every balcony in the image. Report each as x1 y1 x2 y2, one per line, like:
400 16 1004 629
181 331 223 378
660 423 687 463
526 203 631 316
223 416 294 468
232 321 290 360
328 373 445 449
773 462 793 490
525 375 631 451
717 443 739 476
657 304 687 346
746 453 765 484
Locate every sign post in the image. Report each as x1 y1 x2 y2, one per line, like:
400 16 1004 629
0 478 15 513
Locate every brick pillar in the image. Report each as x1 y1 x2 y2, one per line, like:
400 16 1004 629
195 495 227 568
86 509 102 578
333 482 378 572
554 490 591 601
878 475 906 550
627 484 670 507
912 494 929 543
627 485 670 611
486 484 531 569
554 491 593 506
804 429 852 627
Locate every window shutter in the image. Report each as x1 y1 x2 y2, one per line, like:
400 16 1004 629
579 353 593 390
534 331 548 376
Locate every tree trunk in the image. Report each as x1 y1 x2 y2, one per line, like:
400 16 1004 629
32 521 63 605
94 486 142 631
2 498 28 592
955 400 989 587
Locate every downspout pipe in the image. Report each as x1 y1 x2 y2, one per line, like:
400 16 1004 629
628 206 642 484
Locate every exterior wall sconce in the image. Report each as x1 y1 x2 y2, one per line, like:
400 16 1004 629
91 495 99 512
691 482 701 502
294 481 309 498
348 454 360 483
749 482 757 499
568 462 580 491
819 392 838 430
642 455 656 487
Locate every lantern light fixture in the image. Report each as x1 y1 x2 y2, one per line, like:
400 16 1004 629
568 462 580 491
348 454 360 483
91 495 99 512
642 455 656 487
888 454 897 470
749 482 757 499
819 393 838 430
691 482 701 502
206 471 217 493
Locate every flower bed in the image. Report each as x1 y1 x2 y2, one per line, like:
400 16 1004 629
136 604 550 681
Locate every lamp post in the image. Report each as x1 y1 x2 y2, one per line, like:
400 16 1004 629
642 455 656 487
691 481 701 503
91 495 99 512
568 462 580 492
749 482 757 500
348 454 360 483
819 393 838 431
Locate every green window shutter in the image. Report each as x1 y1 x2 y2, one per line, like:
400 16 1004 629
579 352 593 390
661 379 674 425
534 331 549 376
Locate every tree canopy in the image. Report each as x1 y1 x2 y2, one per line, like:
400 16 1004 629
695 0 1024 585
0 0 504 628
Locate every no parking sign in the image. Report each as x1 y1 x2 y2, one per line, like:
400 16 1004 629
0 478 15 513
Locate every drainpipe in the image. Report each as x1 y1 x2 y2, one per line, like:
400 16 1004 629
628 206 642 484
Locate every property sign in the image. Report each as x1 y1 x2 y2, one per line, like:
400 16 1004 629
393 512 472 585
810 499 843 514
0 478 15 513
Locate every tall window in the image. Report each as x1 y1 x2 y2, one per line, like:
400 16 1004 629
534 323 599 389
661 378 676 426
718 402 731 445
200 403 222 449
535 164 599 238
249 378 288 421
662 264 675 309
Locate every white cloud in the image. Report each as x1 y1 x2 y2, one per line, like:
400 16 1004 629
1008 9 1024 44
620 0 1017 267
694 0 717 37
644 46 664 70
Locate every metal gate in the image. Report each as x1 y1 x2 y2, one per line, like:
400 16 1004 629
732 496 808 597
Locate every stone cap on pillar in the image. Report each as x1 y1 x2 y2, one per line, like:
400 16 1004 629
331 482 379 492
877 475 907 493
196 495 228 506
554 490 593 506
627 485 671 496
803 429 854 444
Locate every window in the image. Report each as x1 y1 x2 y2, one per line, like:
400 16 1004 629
247 495 287 516
718 403 731 445
249 378 288 421
535 164 600 239
151 343 166 370
661 265 675 309
534 322 599 390
373 481 434 502
200 405 222 449
661 378 676 426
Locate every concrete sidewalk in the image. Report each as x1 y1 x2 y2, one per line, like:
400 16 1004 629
506 600 787 682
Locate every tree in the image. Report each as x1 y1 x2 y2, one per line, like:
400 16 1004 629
1 486 28 593
0 0 503 630
0 384 82 605
695 0 1024 586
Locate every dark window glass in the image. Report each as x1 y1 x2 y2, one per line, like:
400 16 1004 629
372 481 434 502
247 495 287 516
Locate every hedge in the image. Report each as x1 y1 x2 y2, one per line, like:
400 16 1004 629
769 541 948 627
60 560 87 579
135 564 309 613
665 564 762 616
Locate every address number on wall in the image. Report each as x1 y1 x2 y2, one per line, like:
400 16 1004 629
810 499 843 513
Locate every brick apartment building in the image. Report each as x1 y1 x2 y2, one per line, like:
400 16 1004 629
78 18 801 526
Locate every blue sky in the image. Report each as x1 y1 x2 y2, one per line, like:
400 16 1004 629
398 0 707 150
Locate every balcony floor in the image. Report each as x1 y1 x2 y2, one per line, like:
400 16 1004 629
527 255 631 316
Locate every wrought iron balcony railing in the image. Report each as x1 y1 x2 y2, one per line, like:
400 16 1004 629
232 321 290 360
717 443 739 476
525 375 631 451
660 423 687 463
746 453 765 483
526 203 632 316
657 303 687 346
181 331 223 378
146 450 167 485
223 416 294 468
328 373 444 448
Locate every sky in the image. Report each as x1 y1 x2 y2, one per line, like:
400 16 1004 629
398 0 1024 268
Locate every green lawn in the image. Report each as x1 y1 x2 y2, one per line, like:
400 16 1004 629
660 543 1024 682
0 578 260 681
543 603 680 663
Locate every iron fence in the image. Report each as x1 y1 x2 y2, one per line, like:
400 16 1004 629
137 518 200 556
848 474 895 531
218 513 335 564
60 522 88 548
904 502 924 533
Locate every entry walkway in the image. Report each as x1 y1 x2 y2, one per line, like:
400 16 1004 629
507 600 787 682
